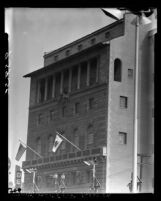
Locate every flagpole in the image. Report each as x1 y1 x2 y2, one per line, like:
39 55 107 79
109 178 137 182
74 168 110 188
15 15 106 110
19 139 43 158
56 131 82 151
132 15 139 193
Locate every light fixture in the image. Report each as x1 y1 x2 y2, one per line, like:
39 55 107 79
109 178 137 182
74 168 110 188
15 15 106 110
83 161 91 166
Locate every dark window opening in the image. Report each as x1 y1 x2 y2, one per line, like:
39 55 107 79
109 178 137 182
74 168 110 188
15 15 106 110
89 97 95 110
71 66 78 92
55 72 61 98
128 69 133 78
62 106 67 117
39 78 45 102
119 132 127 144
75 102 80 114
114 58 122 82
47 76 53 100
91 38 96 45
89 57 97 85
63 69 69 94
78 44 82 51
80 61 87 88
120 96 128 108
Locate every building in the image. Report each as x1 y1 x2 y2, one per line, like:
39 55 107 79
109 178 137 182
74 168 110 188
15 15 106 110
22 12 155 193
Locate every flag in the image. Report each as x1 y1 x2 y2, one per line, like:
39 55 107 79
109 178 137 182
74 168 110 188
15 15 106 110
101 8 123 20
52 134 63 152
15 143 26 161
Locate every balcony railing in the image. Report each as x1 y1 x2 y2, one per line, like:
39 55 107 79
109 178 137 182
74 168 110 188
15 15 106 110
22 147 105 169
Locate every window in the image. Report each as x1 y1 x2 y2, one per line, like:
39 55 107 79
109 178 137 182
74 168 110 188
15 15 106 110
73 128 79 152
91 38 96 45
55 72 61 98
48 135 54 154
87 124 94 145
71 66 78 92
89 98 95 110
63 69 69 94
54 55 58 61
66 50 70 56
49 110 55 121
74 102 80 114
105 31 110 39
119 132 127 144
35 137 41 158
120 96 128 108
37 114 43 125
89 57 97 85
78 44 82 51
47 76 53 100
71 171 76 185
128 69 133 78
80 61 87 88
39 78 45 102
114 58 122 82
62 106 67 117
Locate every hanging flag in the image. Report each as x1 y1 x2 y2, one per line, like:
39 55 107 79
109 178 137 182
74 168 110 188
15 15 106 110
15 143 26 161
52 134 63 152
101 8 123 20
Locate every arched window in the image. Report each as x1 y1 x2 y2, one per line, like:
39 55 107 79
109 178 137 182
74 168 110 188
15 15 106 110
87 124 94 147
48 135 54 155
114 58 122 82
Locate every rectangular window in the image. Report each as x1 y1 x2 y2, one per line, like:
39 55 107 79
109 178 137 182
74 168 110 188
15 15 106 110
66 50 70 56
47 76 53 100
120 96 128 108
37 114 43 125
80 61 87 88
49 110 55 121
54 55 58 61
128 69 133 78
89 97 95 110
62 106 67 117
39 78 45 102
89 57 97 85
75 102 80 114
71 66 78 92
63 69 69 94
55 72 61 98
91 38 96 45
78 44 82 51
119 132 127 144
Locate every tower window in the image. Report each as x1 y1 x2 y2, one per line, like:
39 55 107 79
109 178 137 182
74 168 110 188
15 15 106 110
120 96 128 108
119 132 127 144
114 58 122 82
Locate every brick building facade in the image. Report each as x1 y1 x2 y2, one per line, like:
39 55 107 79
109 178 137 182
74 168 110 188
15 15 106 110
22 13 155 193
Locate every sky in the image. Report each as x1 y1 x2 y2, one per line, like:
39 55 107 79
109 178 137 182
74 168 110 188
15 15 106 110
5 8 115 186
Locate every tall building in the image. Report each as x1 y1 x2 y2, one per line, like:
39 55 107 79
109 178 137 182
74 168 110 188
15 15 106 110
22 13 155 193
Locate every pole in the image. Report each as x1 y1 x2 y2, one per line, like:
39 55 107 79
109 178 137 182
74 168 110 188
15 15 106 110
56 131 82 151
19 139 43 158
132 15 139 193
33 170 36 193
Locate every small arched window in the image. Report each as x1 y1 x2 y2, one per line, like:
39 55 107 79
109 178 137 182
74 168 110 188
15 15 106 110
114 58 122 82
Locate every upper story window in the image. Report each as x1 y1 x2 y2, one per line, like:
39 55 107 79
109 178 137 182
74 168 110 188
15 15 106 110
54 55 59 61
119 132 127 144
49 110 55 121
55 72 61 98
63 69 69 94
62 106 67 117
78 44 82 51
88 97 95 110
37 113 43 125
87 124 94 145
39 78 45 102
36 137 41 157
48 135 54 153
91 38 96 45
80 61 87 88
74 102 80 114
71 66 78 92
128 69 133 78
89 57 97 85
72 128 79 152
120 96 128 108
66 50 70 57
47 76 53 100
114 58 122 82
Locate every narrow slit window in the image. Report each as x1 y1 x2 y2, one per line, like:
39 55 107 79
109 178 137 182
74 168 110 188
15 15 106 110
114 58 122 82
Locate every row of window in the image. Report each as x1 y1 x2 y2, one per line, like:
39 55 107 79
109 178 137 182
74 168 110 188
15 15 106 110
34 130 127 159
37 95 128 126
53 31 111 62
37 57 98 103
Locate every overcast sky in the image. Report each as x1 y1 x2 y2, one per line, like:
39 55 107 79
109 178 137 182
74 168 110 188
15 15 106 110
6 8 114 185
